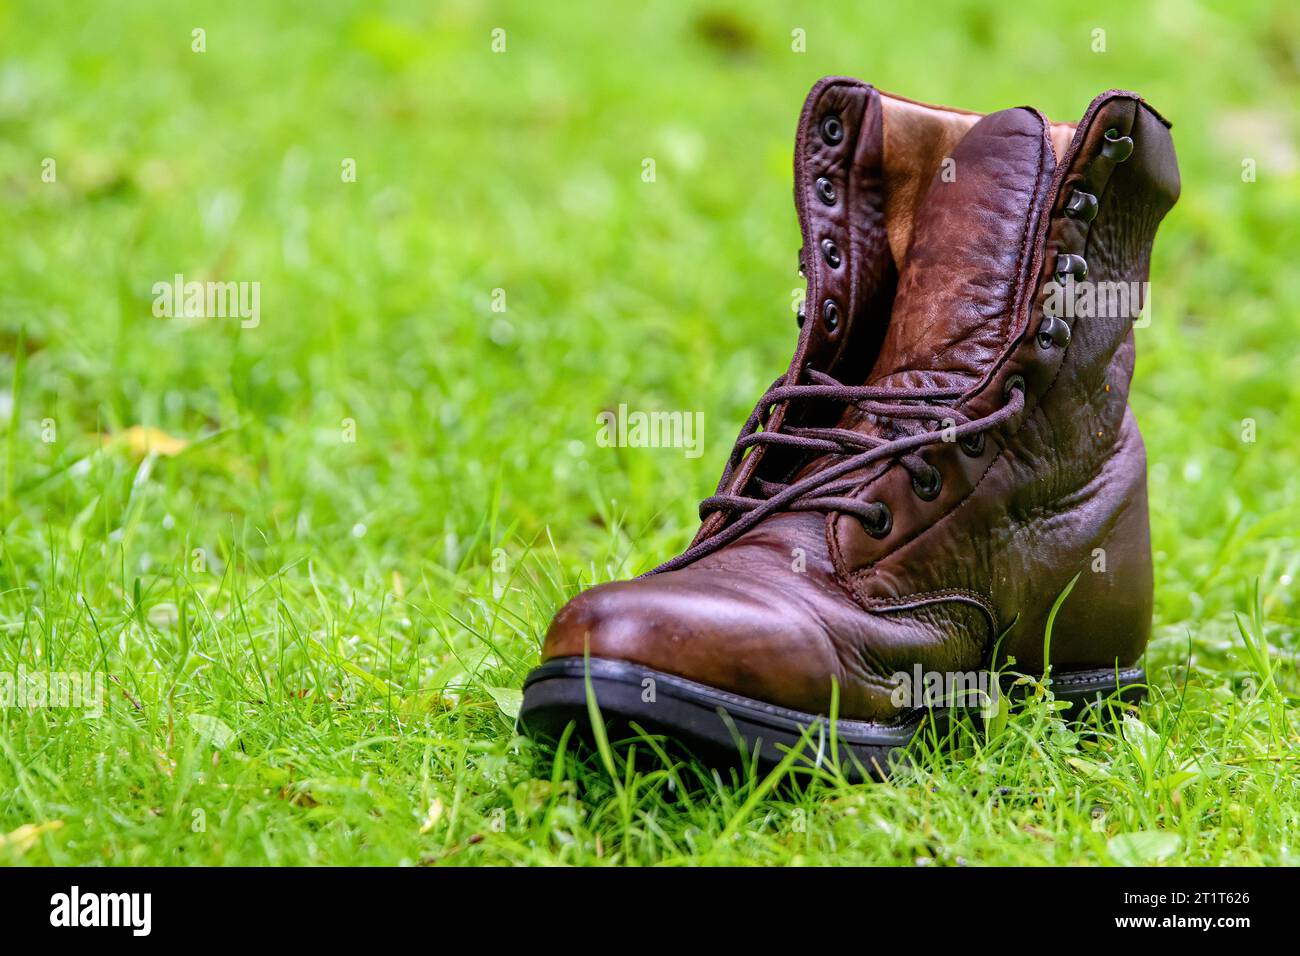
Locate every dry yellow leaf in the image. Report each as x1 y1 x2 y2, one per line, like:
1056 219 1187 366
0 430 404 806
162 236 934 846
0 819 64 855
106 425 190 458
419 798 445 834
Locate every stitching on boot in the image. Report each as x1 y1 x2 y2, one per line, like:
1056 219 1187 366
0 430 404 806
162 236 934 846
1052 667 1144 686
999 110 1052 356
860 586 998 637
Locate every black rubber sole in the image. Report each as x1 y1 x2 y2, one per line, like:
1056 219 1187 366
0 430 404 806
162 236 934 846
519 656 1146 782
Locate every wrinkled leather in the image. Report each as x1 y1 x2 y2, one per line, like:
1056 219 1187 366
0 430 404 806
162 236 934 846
875 107 1054 392
543 79 1179 721
875 93 1075 267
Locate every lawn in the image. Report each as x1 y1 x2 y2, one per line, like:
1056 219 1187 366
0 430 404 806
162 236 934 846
1 0 1298 866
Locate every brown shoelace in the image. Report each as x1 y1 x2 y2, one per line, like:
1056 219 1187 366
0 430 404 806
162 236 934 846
653 368 1026 573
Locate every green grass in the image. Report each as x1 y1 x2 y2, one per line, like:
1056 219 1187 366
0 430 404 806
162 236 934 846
2 0 1299 866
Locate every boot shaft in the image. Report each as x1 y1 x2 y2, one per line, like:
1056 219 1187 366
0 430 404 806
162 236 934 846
829 88 1179 671
697 79 1180 668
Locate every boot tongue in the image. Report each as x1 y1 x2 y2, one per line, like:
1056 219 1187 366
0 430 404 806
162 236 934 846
867 107 1054 392
789 106 1055 485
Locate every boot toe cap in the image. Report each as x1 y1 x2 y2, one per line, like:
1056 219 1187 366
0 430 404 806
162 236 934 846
541 569 848 717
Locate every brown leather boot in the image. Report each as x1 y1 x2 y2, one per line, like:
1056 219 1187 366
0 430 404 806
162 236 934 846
521 77 1180 777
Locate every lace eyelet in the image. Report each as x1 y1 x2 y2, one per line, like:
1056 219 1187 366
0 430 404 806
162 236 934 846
1037 315 1072 349
1102 127 1134 162
861 501 892 539
1003 374 1025 399
815 177 836 205
912 465 942 501
820 114 844 145
959 433 985 457
1064 190 1098 222
822 299 840 332
1054 253 1088 282
821 238 842 268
